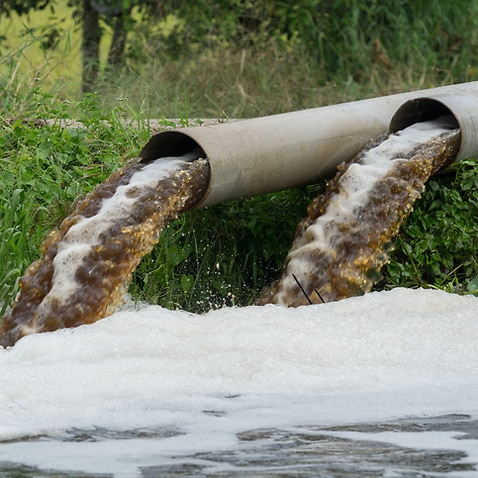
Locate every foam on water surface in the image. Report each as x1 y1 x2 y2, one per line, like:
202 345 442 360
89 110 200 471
0 288 477 476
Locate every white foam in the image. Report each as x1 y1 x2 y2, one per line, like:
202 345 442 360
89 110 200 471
0 288 477 476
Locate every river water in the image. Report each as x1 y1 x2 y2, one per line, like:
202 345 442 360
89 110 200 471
1 287 477 477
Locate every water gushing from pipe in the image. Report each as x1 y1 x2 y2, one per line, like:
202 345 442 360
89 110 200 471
257 119 460 306
0 155 210 347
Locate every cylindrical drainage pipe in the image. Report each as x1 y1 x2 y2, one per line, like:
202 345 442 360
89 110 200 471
139 81 478 207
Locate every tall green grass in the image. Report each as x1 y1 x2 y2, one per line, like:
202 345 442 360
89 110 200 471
5 1 478 117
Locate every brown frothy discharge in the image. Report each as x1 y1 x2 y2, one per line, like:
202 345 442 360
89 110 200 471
257 128 460 306
0 158 210 347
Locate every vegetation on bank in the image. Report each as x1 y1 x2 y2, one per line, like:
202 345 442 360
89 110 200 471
1 2 477 315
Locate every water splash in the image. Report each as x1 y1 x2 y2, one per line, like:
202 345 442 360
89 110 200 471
0 154 210 347
257 119 460 306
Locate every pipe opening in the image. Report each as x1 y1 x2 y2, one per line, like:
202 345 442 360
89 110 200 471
138 131 212 208
139 131 206 163
389 97 458 134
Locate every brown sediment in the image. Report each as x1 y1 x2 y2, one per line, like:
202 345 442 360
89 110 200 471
256 128 461 306
0 158 210 347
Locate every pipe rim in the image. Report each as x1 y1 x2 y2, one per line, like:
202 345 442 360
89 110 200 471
389 97 459 133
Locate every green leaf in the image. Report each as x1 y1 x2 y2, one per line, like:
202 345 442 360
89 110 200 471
467 277 478 296
180 274 194 293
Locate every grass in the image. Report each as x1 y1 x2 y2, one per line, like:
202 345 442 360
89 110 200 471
382 159 478 296
1 11 477 315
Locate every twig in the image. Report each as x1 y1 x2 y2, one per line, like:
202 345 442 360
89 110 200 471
292 274 313 305
314 289 325 303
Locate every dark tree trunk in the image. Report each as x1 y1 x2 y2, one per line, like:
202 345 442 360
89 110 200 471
107 9 131 70
81 0 101 94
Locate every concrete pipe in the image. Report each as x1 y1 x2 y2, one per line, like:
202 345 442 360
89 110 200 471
139 81 478 207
